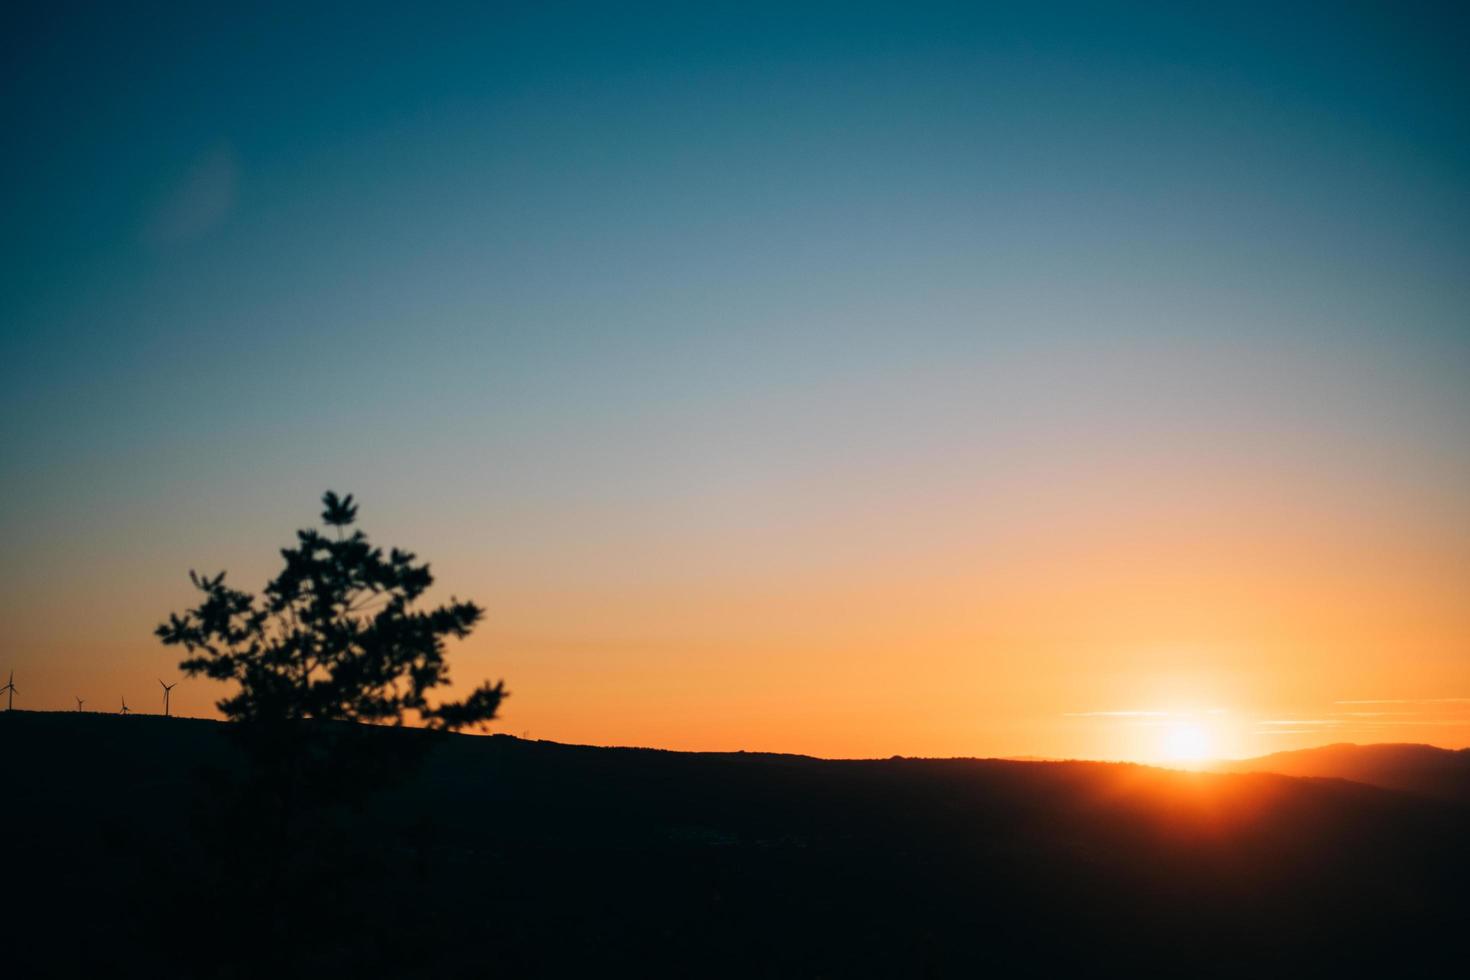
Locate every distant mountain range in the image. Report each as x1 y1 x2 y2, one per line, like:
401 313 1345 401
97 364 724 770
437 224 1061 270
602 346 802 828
1212 742 1470 804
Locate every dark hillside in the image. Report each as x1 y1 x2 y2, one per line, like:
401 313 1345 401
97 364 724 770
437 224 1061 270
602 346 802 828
3 712 1464 977
1213 742 1470 804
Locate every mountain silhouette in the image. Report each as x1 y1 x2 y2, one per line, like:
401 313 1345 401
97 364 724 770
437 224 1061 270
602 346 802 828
2 711 1464 977
1213 742 1470 805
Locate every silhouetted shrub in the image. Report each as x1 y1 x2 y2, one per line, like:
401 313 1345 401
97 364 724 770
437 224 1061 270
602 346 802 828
158 490 503 730
155 492 508 969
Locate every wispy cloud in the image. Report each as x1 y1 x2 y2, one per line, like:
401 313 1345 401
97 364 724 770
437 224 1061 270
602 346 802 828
1258 719 1341 726
1063 711 1171 718
1349 720 1470 727
1334 698 1470 705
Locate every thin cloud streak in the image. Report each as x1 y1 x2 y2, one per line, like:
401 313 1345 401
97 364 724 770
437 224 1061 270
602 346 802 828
1259 720 1341 726
1334 698 1470 705
1353 720 1470 727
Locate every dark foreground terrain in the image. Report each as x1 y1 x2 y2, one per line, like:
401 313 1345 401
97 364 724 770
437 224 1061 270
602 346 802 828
3 712 1466 978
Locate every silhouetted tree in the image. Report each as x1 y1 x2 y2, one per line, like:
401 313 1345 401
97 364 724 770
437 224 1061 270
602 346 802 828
155 492 508 965
157 490 504 730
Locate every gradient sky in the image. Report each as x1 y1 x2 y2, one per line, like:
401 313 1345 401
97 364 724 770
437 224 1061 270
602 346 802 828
4 2 1468 761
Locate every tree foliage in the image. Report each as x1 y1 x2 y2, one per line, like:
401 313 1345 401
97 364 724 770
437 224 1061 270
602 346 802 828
157 491 504 731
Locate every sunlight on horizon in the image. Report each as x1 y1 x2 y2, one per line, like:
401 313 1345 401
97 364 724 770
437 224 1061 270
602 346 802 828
1159 721 1215 767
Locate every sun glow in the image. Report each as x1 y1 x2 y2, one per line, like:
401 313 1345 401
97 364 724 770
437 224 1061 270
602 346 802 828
1160 722 1214 766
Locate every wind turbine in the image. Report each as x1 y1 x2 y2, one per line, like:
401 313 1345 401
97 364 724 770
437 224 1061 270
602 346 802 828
76 696 86 712
120 695 131 716
1 671 15 711
159 680 177 718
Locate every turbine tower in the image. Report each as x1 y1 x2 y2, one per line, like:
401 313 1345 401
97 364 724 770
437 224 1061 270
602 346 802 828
1 671 15 711
159 680 177 718
76 696 86 712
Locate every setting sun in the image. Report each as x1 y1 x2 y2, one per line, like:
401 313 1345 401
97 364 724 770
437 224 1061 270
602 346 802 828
1160 722 1214 765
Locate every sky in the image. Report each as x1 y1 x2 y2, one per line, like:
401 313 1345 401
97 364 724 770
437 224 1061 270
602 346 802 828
3 2 1468 762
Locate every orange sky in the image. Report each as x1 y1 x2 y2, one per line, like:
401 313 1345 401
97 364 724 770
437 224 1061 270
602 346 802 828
6 424 1467 763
